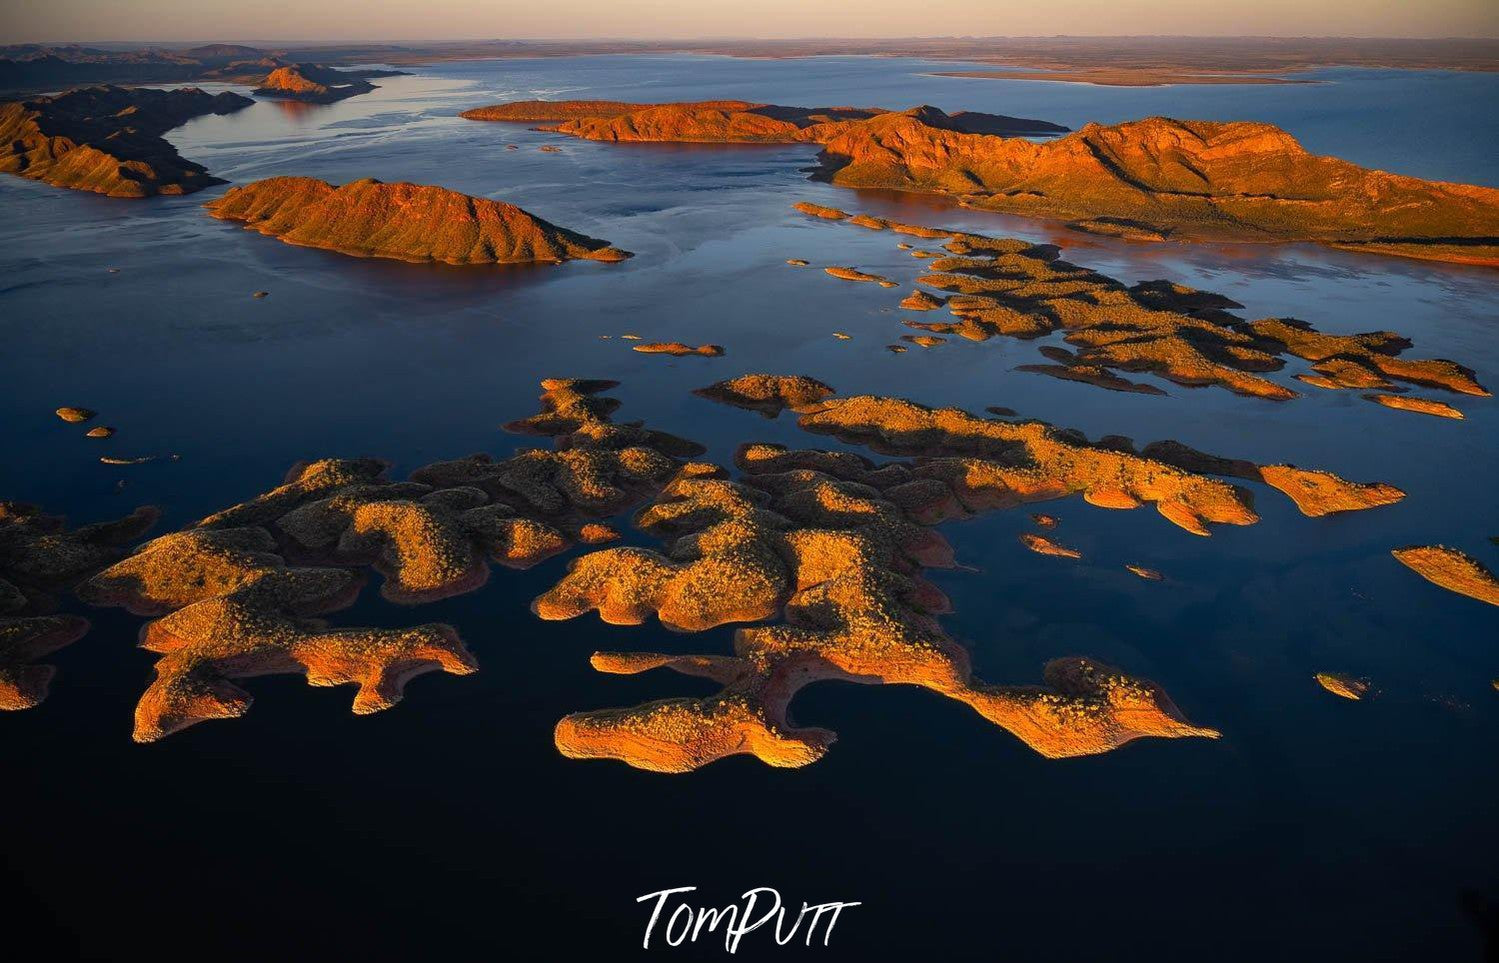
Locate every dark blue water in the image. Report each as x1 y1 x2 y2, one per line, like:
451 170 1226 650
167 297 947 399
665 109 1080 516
1 56 1496 961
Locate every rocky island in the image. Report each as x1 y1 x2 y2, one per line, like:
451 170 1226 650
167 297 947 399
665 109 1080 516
467 99 1499 265
74 380 704 740
534 373 1420 772
252 63 377 103
462 98 1068 139
204 176 632 265
795 204 1489 402
0 85 252 197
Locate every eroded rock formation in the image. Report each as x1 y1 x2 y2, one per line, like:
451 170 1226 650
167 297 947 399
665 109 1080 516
0 85 251 196
544 454 1219 771
801 205 1490 402
540 373 1423 771
77 380 704 740
204 177 632 265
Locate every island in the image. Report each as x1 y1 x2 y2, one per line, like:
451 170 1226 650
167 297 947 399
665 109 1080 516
795 204 1489 401
466 99 1499 265
539 447 1225 771
204 176 632 265
1392 545 1499 607
460 98 1068 139
253 63 378 103
535 372 1419 772
0 85 252 197
76 380 704 740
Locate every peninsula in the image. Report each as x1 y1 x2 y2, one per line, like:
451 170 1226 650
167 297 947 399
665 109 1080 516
0 85 252 197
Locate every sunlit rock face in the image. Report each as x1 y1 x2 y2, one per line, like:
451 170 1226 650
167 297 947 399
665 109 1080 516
0 85 252 197
467 99 1499 265
75 381 703 741
205 177 633 265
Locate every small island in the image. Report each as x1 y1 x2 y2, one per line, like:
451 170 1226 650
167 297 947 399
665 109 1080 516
204 176 632 265
0 85 252 197
253 63 377 103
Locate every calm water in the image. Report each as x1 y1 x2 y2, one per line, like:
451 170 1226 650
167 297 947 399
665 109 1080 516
2 56 1496 961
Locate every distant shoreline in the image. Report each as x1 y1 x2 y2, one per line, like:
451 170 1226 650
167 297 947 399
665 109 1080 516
926 69 1317 87
5 35 1497 97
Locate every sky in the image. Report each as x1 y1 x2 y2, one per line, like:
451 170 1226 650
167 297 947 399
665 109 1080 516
2 0 1497 43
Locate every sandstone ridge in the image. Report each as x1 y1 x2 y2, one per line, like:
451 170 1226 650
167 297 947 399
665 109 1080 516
0 85 252 197
204 176 632 265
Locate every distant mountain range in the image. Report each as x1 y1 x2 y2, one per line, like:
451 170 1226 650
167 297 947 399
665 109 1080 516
0 43 406 92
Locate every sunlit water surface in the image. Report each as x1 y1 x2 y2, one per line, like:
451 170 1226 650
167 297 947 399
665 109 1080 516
2 56 1496 961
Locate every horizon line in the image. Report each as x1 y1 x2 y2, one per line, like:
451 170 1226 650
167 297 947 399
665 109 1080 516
10 33 1499 46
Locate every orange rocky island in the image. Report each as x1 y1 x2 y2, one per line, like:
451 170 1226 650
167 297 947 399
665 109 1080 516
204 177 632 265
0 85 252 197
465 99 1499 265
76 380 704 740
796 204 1490 402
252 63 377 103
535 377 1414 772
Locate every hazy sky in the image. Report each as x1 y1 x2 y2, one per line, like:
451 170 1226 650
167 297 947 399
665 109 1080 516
3 0 1497 43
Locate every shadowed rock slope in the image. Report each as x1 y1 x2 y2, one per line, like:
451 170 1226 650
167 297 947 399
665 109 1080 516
1 501 158 709
0 85 252 197
205 176 632 265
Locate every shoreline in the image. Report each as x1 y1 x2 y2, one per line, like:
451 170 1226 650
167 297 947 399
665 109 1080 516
926 68 1318 87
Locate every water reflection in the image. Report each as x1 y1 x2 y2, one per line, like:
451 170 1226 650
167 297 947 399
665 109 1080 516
0 53 1495 963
